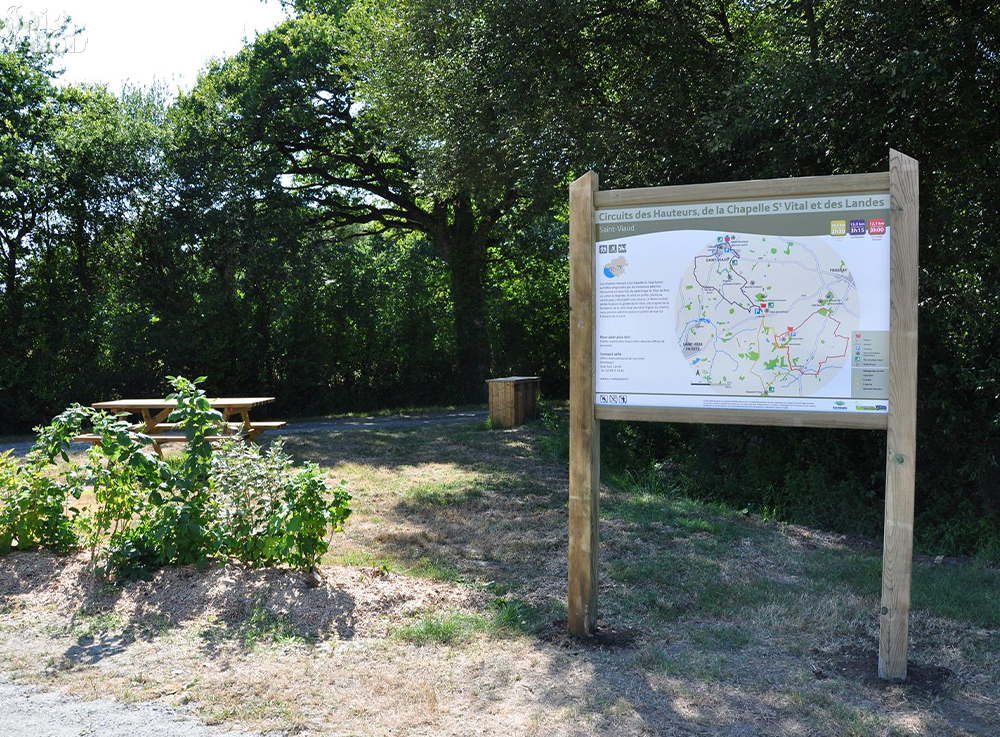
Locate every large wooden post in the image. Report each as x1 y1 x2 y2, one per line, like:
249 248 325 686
879 149 920 680
568 171 600 635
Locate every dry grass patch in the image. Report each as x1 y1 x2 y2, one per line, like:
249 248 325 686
1 420 999 736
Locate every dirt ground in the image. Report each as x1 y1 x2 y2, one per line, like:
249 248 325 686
1 420 998 736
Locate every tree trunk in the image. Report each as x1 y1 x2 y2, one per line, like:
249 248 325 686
802 0 820 63
448 241 490 401
2 240 20 331
437 194 491 402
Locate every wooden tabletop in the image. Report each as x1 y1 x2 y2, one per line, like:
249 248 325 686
92 397 275 411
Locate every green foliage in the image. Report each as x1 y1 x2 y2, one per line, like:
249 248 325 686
145 376 224 568
0 376 351 579
104 525 160 583
73 411 162 558
210 439 294 564
210 439 352 570
537 400 569 463
0 451 76 554
281 465 351 570
2 1 1000 558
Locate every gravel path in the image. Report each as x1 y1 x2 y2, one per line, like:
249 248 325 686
0 409 488 457
0 675 274 737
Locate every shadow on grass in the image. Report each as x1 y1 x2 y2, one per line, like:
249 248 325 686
7 418 998 735
288 421 1000 735
0 551 358 666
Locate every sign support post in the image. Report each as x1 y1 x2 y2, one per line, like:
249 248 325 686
568 171 600 635
879 149 920 680
567 151 920 678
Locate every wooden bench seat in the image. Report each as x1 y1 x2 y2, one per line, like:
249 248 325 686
73 422 286 447
127 421 287 431
74 434 234 444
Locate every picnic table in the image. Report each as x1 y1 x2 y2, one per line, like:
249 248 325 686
75 397 285 456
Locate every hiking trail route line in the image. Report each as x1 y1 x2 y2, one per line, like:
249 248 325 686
675 233 858 398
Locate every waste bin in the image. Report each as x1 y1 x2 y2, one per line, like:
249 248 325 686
486 376 541 429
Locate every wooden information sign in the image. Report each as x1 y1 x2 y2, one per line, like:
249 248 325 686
568 150 919 680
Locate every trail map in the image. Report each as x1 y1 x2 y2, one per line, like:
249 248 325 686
675 234 857 398
593 193 891 415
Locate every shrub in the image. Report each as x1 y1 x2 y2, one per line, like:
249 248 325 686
0 451 76 554
143 376 224 569
0 375 352 578
210 439 292 565
209 439 351 570
280 464 351 571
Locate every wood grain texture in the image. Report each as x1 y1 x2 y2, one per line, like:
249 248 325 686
568 171 601 635
879 150 919 681
92 398 275 410
486 377 541 427
595 405 888 430
593 172 890 208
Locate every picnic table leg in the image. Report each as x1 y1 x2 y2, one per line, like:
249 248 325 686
240 410 252 439
139 407 171 433
138 408 169 458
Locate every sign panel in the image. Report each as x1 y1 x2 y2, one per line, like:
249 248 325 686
594 192 891 414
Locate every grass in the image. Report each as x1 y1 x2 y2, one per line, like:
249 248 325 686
199 600 313 652
402 478 486 506
803 548 1000 627
2 416 999 736
395 597 550 645
689 623 753 652
395 610 493 645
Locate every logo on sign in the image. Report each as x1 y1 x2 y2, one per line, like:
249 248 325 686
868 218 886 235
849 219 867 235
603 256 628 278
830 220 847 236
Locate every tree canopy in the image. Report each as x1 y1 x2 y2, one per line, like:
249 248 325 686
1 0 998 557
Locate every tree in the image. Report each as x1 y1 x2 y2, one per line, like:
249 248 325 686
195 6 588 398
0 27 60 395
1 22 171 425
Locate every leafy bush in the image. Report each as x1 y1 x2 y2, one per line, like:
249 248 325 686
537 399 569 462
210 439 351 570
0 451 77 554
210 439 292 563
143 376 224 569
598 420 1000 561
104 524 161 582
0 375 352 578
